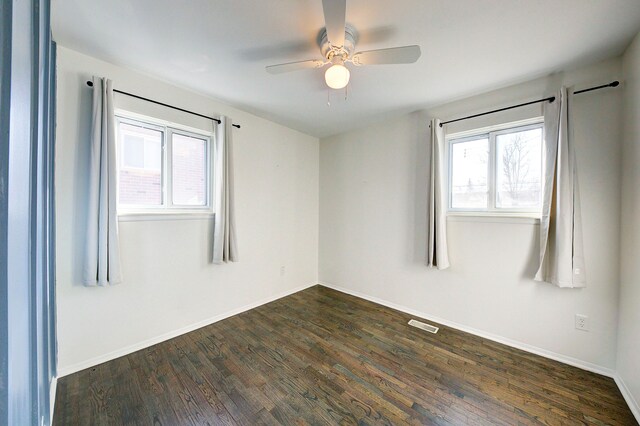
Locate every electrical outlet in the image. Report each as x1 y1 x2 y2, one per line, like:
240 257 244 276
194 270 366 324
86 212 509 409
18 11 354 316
280 266 285 276
575 314 589 331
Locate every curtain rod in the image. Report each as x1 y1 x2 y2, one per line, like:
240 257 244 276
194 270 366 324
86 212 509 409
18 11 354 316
438 80 619 127
85 81 241 129
573 80 619 94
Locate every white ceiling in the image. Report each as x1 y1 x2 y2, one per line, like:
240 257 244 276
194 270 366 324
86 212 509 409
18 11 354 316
52 0 640 138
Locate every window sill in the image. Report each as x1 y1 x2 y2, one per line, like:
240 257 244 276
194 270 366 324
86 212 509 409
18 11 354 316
118 212 215 222
447 213 540 225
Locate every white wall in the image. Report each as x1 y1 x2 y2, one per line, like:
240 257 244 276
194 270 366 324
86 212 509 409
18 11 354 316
55 47 319 375
618 31 640 413
320 58 623 371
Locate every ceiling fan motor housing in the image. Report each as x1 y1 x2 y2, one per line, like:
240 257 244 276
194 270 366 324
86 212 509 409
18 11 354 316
320 24 357 61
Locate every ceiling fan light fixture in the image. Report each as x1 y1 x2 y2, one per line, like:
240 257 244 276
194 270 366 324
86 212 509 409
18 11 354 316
265 1 422 91
325 63 350 89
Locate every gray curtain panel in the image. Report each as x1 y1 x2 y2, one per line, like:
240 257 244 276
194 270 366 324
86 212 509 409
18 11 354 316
212 116 238 263
83 77 123 286
535 87 586 287
427 119 450 270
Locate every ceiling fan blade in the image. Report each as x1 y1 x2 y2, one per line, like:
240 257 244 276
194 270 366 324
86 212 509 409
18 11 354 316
322 0 346 47
351 45 421 66
266 59 325 74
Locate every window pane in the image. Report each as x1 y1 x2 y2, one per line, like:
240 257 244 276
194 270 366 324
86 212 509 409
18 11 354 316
450 138 489 209
123 135 145 168
118 122 163 206
496 127 542 209
172 133 207 206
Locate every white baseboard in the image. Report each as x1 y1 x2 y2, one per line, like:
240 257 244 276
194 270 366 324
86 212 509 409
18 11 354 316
318 281 616 378
614 373 640 423
49 376 57 426
57 282 318 377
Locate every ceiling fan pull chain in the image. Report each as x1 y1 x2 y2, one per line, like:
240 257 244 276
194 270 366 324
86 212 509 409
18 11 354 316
345 83 348 101
327 89 331 107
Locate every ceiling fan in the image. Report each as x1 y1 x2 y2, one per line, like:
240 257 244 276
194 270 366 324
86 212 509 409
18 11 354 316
265 0 421 90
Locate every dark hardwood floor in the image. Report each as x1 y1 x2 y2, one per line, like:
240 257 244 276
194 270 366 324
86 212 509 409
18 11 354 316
54 285 637 425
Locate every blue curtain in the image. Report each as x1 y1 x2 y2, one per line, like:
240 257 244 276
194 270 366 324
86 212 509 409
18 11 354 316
0 0 57 424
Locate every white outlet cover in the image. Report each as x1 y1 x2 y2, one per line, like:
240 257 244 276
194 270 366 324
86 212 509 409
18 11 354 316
575 314 589 331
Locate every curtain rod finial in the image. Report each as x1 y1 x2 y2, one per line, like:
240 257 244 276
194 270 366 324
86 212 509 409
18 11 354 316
550 96 556 103
611 81 620 87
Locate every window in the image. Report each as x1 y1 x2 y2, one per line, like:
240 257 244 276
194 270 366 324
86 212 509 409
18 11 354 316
171 133 208 207
447 119 543 215
116 115 213 214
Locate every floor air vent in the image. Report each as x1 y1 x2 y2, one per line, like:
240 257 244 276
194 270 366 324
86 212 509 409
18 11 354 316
408 319 439 334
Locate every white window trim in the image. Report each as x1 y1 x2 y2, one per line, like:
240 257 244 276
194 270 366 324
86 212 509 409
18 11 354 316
445 117 544 218
118 212 215 222
447 214 540 225
115 112 216 219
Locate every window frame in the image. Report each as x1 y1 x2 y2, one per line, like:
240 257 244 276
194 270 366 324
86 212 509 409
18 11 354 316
115 112 215 217
446 117 544 217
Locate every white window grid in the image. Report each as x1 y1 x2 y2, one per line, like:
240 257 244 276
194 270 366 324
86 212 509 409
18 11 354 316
446 118 544 216
115 114 215 215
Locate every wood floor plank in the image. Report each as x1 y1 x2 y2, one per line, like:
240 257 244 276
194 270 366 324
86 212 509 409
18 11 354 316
54 285 638 425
